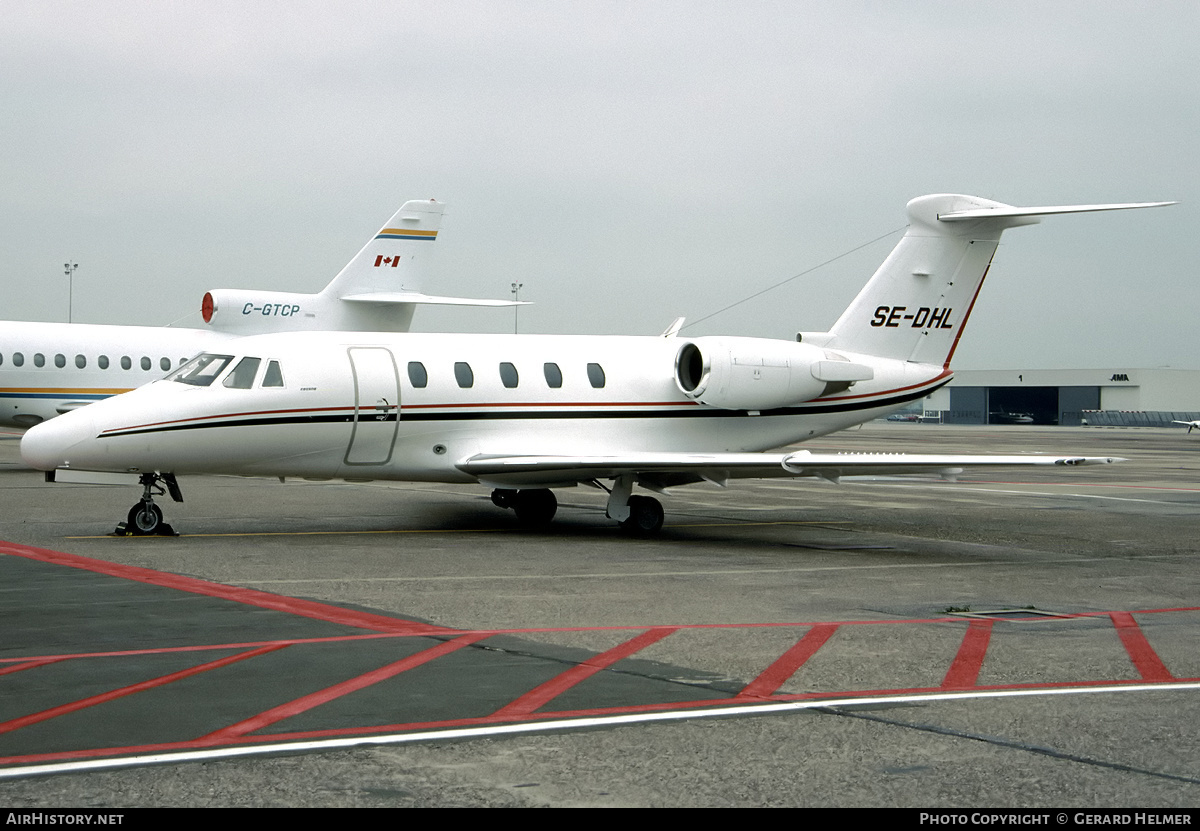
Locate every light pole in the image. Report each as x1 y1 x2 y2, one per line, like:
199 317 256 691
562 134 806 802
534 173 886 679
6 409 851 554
64 262 78 323
510 281 523 334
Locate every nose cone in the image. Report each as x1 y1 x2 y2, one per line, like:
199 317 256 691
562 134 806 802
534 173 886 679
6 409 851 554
20 407 99 471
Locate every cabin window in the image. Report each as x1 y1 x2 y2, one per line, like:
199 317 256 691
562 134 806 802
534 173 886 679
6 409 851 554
499 362 519 388
587 362 606 389
263 361 285 388
407 361 428 388
34 353 45 368
54 354 65 368
168 353 234 387
140 357 151 371
544 362 563 388
13 353 24 367
98 355 109 370
121 356 132 370
75 354 86 369
0 353 3 366
160 357 171 371
454 362 474 388
222 356 261 389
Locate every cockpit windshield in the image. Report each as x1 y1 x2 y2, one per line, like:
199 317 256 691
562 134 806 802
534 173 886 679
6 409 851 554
168 353 234 386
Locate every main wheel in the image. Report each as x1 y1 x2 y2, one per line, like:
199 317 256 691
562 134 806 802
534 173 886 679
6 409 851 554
512 489 557 527
127 501 164 535
620 495 664 535
491 488 517 509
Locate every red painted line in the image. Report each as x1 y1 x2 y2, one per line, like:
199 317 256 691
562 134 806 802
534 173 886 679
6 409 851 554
737 624 839 700
1 542 448 636
6 606 1196 668
0 634 417 667
0 645 286 735
1110 611 1174 682
215 674 1200 744
197 633 492 743
0 658 62 677
491 627 680 718
941 619 993 689
5 674 1199 768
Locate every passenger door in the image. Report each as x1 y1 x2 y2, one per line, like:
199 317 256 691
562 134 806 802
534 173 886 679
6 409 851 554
344 347 400 465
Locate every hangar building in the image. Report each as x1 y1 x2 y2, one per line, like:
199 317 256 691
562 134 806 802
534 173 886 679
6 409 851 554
920 368 1200 426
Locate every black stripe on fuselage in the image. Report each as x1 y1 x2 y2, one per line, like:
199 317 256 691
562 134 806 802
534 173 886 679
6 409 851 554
97 380 946 439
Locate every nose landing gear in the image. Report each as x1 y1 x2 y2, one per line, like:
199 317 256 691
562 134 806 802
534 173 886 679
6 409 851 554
116 473 183 536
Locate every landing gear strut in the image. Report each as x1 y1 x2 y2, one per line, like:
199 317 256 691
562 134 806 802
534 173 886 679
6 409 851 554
605 475 665 536
491 488 558 527
117 473 183 536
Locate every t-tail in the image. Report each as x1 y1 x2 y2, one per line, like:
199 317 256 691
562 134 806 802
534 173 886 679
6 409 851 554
815 194 1174 368
200 199 521 334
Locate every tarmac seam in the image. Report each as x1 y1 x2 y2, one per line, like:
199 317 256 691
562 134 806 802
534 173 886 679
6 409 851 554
818 706 1200 786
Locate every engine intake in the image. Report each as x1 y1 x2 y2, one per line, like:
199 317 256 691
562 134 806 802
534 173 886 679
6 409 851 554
674 337 872 411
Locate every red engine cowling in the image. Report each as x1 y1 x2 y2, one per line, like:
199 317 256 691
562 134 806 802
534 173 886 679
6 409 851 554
673 337 871 410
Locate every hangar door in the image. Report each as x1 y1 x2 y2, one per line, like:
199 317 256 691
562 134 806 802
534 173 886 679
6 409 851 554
947 386 1100 426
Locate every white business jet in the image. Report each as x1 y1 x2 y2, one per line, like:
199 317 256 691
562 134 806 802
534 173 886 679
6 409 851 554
0 199 515 429
1173 420 1200 433
20 194 1173 536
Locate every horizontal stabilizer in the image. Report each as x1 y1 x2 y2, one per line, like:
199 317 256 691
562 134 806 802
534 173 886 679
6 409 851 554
340 292 528 308
938 201 1176 222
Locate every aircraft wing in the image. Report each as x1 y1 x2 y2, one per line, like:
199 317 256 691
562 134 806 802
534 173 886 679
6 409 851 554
457 451 1124 490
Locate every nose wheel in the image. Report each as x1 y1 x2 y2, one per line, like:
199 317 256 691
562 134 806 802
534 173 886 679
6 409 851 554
126 501 165 534
116 473 182 536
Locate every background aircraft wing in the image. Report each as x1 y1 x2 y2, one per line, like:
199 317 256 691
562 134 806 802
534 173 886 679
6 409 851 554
457 451 1123 490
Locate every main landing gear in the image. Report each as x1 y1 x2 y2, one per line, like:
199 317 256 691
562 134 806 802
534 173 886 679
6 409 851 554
490 477 665 536
491 488 558 527
116 473 183 536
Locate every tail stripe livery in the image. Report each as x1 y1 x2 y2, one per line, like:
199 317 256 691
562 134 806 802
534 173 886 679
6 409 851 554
375 228 438 240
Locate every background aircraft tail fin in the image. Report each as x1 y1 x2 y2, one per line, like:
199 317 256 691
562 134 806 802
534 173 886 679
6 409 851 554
319 199 446 302
826 194 1173 367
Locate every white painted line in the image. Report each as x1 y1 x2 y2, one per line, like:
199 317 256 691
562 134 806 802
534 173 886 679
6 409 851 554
3 681 1198 780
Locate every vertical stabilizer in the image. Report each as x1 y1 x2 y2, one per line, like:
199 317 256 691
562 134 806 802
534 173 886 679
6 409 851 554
826 194 1173 367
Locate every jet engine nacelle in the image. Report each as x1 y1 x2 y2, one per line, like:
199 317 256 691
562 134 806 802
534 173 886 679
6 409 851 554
673 336 874 411
201 290 324 334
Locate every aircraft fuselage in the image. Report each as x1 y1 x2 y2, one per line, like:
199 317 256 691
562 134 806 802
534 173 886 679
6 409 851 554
20 330 948 485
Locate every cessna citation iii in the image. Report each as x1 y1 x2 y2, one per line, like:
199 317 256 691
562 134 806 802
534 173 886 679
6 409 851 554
20 194 1174 536
0 199 515 429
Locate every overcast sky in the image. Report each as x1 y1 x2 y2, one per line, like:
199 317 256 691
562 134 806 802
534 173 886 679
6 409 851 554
2 1 1195 370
